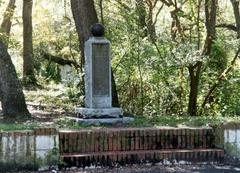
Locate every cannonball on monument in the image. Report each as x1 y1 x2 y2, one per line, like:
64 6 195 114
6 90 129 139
91 23 105 37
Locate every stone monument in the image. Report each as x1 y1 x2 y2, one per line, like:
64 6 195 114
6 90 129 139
75 23 125 122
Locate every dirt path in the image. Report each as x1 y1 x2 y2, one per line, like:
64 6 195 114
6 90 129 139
0 102 67 123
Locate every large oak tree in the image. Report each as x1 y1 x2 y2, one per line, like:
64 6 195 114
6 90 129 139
0 0 30 118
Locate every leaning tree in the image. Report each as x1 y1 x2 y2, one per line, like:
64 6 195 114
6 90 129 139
0 0 30 118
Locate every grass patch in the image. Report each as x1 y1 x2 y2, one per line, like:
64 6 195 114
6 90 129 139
53 115 240 129
1 115 240 131
0 122 40 131
129 115 240 127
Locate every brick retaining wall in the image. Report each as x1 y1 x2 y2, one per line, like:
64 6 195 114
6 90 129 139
59 128 215 153
59 127 224 167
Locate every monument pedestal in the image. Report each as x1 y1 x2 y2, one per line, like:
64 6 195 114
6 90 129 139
74 24 133 125
75 107 134 125
75 107 123 118
69 116 134 126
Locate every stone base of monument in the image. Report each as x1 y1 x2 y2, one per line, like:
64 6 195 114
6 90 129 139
73 107 134 125
70 116 134 126
75 107 123 118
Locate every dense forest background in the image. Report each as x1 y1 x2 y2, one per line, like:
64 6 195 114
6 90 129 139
0 0 240 118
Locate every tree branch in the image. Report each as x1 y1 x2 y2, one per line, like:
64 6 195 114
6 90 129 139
159 0 173 6
230 0 240 38
216 23 237 31
42 52 80 68
1 0 16 36
153 3 164 26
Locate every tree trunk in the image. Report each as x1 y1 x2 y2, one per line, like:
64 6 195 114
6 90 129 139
0 41 30 117
111 71 120 107
188 0 217 116
0 0 16 101
136 0 160 41
230 0 240 38
71 0 120 107
23 0 36 84
188 64 202 116
146 0 158 41
70 0 98 64
0 0 30 118
203 0 217 55
1 0 16 46
135 0 148 37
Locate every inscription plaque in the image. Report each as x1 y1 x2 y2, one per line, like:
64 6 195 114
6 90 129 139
92 43 110 96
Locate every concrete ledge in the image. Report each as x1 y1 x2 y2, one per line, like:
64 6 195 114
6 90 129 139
75 107 123 118
69 117 134 125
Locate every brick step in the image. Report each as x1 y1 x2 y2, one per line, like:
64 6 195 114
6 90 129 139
59 127 215 153
61 149 224 167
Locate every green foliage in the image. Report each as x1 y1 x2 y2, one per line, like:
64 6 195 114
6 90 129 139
130 115 240 127
219 69 240 116
2 0 240 118
104 0 240 117
208 38 228 72
0 122 39 131
39 61 61 83
65 85 82 103
44 147 60 166
225 142 240 158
